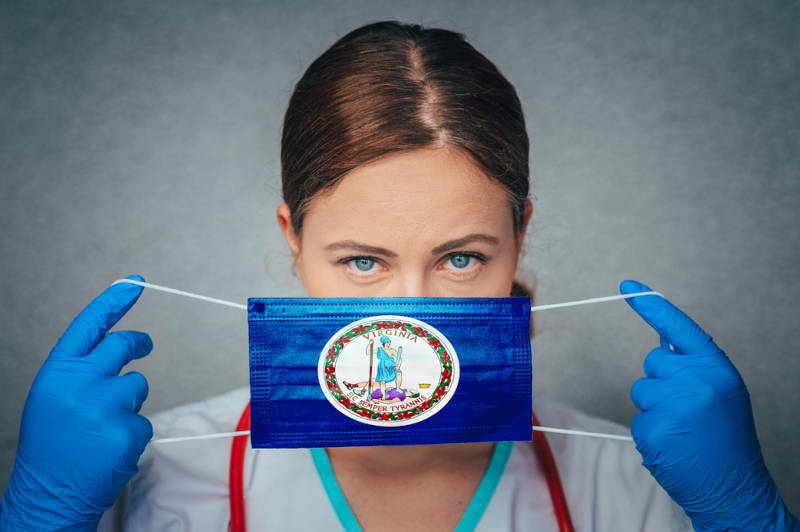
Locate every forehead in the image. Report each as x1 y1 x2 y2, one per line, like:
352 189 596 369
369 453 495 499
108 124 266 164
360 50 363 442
301 146 514 245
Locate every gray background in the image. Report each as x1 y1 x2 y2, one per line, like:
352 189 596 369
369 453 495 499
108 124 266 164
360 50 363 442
2 0 798 515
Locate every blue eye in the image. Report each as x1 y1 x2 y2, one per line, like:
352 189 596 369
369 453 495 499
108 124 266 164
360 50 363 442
353 258 375 272
449 254 472 269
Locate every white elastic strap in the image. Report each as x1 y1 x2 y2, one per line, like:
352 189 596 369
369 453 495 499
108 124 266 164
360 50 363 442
111 279 247 310
112 278 660 445
153 430 252 444
112 278 662 315
531 292 663 312
149 426 633 444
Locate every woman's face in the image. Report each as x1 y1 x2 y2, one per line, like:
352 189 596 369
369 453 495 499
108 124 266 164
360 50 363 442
277 146 532 298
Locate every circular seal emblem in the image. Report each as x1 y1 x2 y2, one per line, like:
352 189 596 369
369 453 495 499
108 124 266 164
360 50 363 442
317 315 460 427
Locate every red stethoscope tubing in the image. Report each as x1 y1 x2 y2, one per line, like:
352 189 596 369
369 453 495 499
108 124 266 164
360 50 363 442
531 410 575 532
228 403 575 532
229 402 250 532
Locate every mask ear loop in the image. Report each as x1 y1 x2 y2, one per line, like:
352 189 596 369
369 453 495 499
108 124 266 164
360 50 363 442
661 336 676 352
110 278 663 444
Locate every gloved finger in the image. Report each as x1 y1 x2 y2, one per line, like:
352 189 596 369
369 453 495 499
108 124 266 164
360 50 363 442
630 406 693 463
85 330 153 376
642 346 726 379
95 371 149 413
643 347 673 378
620 280 722 356
50 275 146 359
629 409 658 452
119 413 154 467
630 376 672 411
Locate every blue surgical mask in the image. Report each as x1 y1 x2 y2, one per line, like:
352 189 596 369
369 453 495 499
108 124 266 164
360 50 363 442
247 296 532 448
112 279 658 446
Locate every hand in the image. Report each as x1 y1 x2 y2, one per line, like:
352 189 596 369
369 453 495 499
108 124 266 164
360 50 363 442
620 280 798 531
0 275 154 531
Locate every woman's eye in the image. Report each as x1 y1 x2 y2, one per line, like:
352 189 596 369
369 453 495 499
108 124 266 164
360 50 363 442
448 254 473 269
438 252 487 278
349 257 377 273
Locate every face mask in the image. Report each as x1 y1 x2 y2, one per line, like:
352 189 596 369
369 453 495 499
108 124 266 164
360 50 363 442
110 279 660 445
247 297 532 448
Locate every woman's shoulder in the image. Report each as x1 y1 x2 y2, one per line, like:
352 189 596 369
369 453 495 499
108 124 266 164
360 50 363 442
499 398 693 531
99 387 318 531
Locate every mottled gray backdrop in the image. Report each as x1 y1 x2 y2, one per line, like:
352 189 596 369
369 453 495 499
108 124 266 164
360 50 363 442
2 0 798 513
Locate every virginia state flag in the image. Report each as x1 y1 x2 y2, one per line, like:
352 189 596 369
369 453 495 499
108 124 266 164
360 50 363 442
247 297 532 448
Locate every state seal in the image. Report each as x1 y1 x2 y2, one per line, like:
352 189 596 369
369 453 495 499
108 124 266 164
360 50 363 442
317 315 460 427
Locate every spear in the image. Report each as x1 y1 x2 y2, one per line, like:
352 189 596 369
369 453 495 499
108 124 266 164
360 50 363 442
367 339 374 399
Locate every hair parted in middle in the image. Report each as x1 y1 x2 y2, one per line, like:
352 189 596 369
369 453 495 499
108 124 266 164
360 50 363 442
280 19 535 300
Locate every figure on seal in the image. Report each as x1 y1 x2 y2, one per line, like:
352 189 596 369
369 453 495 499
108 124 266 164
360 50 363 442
343 335 419 402
373 336 403 401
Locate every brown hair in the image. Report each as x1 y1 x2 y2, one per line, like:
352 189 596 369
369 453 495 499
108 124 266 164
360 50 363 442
280 20 534 299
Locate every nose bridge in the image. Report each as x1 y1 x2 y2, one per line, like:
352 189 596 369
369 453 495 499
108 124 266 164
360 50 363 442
392 266 430 298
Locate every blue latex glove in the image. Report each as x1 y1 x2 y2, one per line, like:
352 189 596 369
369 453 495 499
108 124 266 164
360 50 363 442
621 280 798 531
1 276 153 531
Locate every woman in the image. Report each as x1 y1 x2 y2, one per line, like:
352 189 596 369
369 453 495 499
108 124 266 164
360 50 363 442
343 337 406 402
374 336 403 401
1 20 796 532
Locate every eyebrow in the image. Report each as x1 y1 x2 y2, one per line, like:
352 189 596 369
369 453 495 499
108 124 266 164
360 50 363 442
324 234 500 257
431 234 500 254
324 240 398 257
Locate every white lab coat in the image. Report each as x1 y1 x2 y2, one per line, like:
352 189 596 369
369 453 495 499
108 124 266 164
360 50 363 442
99 387 693 531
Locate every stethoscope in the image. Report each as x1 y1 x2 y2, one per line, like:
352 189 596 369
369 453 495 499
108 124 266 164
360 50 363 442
227 402 575 532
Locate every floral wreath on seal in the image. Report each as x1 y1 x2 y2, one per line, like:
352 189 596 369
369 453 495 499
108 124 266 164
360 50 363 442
323 320 454 422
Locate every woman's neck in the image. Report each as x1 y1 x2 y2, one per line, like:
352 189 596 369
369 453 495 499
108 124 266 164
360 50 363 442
325 441 495 477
